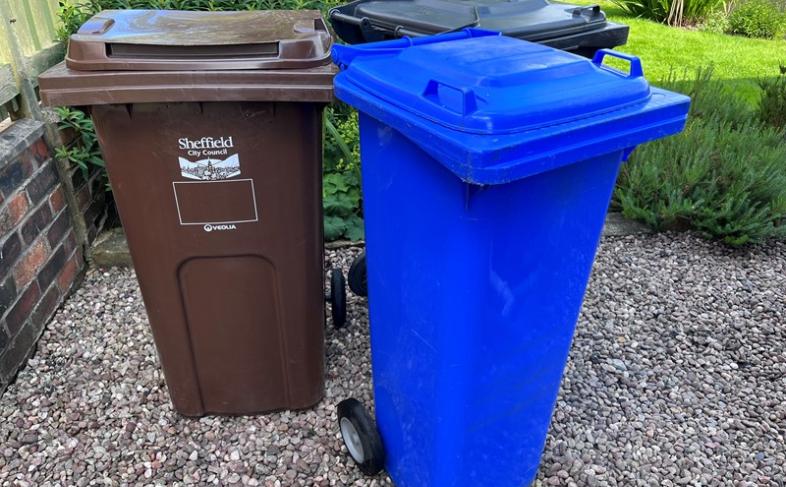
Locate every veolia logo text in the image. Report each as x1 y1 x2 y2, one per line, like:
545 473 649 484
203 223 237 232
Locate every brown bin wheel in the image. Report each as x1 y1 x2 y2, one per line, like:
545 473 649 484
330 268 347 328
337 398 385 476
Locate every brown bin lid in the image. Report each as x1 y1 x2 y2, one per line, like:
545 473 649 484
39 9 336 106
66 9 333 71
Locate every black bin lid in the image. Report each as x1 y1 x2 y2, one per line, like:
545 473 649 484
329 0 629 53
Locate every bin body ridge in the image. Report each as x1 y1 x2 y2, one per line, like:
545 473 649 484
361 114 621 486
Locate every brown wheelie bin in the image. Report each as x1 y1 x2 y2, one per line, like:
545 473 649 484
38 9 344 416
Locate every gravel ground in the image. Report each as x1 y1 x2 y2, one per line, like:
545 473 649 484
0 233 784 486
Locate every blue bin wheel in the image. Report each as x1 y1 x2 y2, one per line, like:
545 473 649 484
337 398 385 475
330 268 347 328
348 253 368 297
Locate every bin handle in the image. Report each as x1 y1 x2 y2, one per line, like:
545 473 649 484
332 28 500 69
592 49 644 79
423 79 478 115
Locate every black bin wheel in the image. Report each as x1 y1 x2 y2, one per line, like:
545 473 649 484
348 253 368 297
330 268 347 328
337 398 385 476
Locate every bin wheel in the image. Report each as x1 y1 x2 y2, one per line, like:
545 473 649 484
348 253 368 297
330 268 347 328
337 398 385 476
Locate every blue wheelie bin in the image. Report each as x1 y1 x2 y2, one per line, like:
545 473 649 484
332 30 690 486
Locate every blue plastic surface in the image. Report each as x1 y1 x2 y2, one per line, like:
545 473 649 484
333 30 652 136
333 30 690 185
334 31 690 487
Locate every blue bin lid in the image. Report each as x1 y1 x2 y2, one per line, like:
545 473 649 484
332 30 691 184
332 29 652 135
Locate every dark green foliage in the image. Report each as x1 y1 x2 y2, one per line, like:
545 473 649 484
612 0 670 22
727 0 786 38
614 68 786 246
612 0 722 25
758 66 786 130
54 107 110 189
323 172 364 241
323 107 363 241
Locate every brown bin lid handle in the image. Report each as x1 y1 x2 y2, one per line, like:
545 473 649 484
66 10 334 71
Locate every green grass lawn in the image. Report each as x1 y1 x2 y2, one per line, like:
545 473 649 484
573 1 786 100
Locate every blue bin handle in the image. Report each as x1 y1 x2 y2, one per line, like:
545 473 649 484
592 49 644 79
332 28 501 69
423 79 478 115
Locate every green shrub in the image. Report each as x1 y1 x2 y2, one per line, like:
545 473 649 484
727 0 786 38
612 0 723 25
700 4 731 33
54 107 109 189
614 69 786 246
758 66 786 129
323 108 364 241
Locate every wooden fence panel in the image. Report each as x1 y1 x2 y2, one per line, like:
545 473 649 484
0 0 64 119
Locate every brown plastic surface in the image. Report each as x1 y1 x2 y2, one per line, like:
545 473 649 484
66 10 333 71
39 61 336 106
85 101 327 416
38 10 336 416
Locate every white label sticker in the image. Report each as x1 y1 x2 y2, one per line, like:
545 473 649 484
172 135 259 229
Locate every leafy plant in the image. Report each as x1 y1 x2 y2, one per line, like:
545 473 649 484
323 107 364 241
57 1 94 41
700 2 733 32
323 172 364 241
612 0 723 25
54 107 107 184
614 68 786 245
727 0 786 38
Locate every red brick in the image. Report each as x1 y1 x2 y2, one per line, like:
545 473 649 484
31 284 61 332
62 230 78 256
5 281 41 336
0 233 22 277
25 163 59 205
0 158 34 198
49 188 66 213
47 209 71 247
32 139 51 163
0 193 30 234
13 239 50 289
0 323 36 378
56 253 81 293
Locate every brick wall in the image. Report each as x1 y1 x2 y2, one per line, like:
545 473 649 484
72 156 111 244
0 119 86 395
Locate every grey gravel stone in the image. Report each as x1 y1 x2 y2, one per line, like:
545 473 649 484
0 233 784 486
